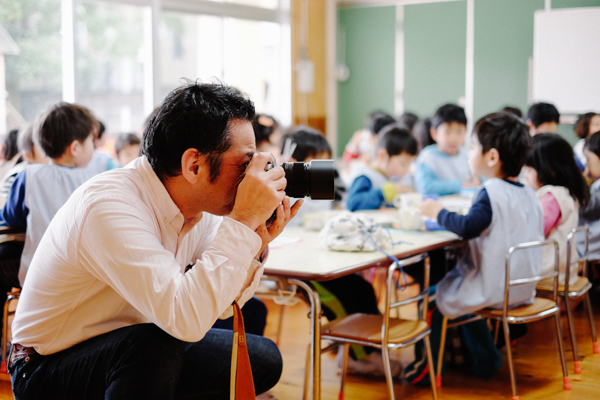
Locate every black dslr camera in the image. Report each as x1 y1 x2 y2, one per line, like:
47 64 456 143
266 159 336 200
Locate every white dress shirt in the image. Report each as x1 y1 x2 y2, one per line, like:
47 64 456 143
12 156 263 355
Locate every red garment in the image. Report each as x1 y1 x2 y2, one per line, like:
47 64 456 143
540 191 562 237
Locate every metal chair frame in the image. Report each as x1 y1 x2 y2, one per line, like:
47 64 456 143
536 226 599 374
320 253 438 400
436 240 570 400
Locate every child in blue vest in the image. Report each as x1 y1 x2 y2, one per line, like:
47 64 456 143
346 125 417 211
405 112 544 385
3 102 99 286
415 104 479 195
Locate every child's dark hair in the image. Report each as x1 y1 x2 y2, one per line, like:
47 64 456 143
526 102 559 128
115 133 142 155
280 126 331 162
526 133 589 208
584 131 600 158
368 112 395 135
414 117 434 149
2 129 20 161
97 121 106 140
574 112 599 139
252 114 279 146
398 112 419 134
376 124 418 157
501 106 523 119
431 104 467 128
473 112 531 178
38 102 99 159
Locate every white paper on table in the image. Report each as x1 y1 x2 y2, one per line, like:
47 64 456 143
270 236 303 249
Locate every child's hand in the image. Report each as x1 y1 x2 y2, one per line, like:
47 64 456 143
394 183 414 194
462 176 481 188
419 199 444 219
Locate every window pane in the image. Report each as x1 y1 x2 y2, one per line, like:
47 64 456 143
204 0 279 10
1 0 62 127
75 2 146 134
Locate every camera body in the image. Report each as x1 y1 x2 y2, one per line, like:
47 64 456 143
266 160 336 200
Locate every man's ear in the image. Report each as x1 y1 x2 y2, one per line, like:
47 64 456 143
180 148 206 184
430 126 438 142
486 148 500 168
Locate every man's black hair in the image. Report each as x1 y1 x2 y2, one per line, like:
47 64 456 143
376 124 418 157
38 102 99 159
526 133 589 208
431 104 467 128
526 102 560 128
2 129 20 160
584 130 600 158
280 126 331 162
142 81 255 182
473 112 531 178
368 112 396 135
501 106 523 119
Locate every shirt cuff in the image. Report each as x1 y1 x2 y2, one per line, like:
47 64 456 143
380 181 398 203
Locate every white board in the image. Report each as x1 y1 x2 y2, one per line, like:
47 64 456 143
533 7 600 114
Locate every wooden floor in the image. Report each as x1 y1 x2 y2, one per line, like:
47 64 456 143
1 297 599 399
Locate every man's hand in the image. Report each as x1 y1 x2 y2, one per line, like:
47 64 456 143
419 198 444 219
255 196 303 258
229 153 287 231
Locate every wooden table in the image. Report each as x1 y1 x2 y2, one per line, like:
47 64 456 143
264 220 459 400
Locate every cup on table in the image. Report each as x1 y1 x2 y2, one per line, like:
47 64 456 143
392 193 423 230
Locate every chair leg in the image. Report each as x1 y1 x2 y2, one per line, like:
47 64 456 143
563 295 581 373
583 292 600 354
303 345 311 400
493 319 500 345
435 317 448 388
553 313 571 390
382 346 396 400
424 336 439 400
0 295 12 373
276 303 285 346
502 320 519 400
338 344 350 400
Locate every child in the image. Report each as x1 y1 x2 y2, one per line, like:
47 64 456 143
115 133 142 167
2 102 98 285
0 121 49 197
523 134 589 285
415 104 479 196
346 124 417 212
573 112 600 166
87 121 117 174
578 131 600 259
526 102 560 136
405 112 544 385
252 114 282 158
343 111 396 166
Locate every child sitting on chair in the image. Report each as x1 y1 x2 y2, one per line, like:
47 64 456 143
3 102 99 286
404 112 544 385
346 125 417 211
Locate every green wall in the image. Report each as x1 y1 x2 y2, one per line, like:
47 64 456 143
404 1 466 118
336 6 396 156
338 0 600 149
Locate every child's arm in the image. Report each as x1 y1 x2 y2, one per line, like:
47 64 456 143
2 170 28 231
415 162 462 196
346 176 386 211
539 192 561 237
420 189 492 240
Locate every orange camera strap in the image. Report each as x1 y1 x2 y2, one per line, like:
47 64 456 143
230 301 256 400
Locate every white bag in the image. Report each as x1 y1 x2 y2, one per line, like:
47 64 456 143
319 212 391 252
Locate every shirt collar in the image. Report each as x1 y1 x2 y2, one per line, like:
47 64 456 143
134 156 186 233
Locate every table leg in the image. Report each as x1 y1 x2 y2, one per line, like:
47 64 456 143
290 279 321 400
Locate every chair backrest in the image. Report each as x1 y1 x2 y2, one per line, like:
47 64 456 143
381 253 430 344
503 239 559 316
565 226 589 292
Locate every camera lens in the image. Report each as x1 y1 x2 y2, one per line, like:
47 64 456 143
281 160 335 200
